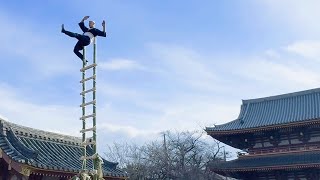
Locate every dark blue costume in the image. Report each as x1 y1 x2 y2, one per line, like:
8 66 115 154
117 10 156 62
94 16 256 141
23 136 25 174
62 22 106 60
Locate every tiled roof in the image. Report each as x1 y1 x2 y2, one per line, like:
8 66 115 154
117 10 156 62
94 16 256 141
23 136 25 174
0 119 127 178
210 151 320 171
206 88 320 132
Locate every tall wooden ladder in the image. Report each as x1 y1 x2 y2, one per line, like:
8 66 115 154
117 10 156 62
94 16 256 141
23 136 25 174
79 37 100 178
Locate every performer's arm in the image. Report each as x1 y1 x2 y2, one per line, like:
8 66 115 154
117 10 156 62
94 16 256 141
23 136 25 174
79 16 90 32
102 20 106 33
96 20 107 37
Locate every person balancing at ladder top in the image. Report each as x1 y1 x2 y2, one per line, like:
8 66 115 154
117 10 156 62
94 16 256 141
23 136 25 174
61 16 106 63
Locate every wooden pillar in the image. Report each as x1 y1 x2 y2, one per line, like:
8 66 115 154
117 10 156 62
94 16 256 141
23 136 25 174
2 168 8 180
0 159 9 180
28 174 43 180
294 171 299 180
306 169 319 180
281 171 287 180
275 170 287 180
241 171 257 180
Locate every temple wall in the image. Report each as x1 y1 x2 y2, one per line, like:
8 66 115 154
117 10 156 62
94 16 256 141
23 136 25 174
251 128 320 151
309 130 320 142
242 170 317 180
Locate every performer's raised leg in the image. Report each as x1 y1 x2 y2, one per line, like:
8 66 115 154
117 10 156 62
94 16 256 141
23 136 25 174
61 24 81 39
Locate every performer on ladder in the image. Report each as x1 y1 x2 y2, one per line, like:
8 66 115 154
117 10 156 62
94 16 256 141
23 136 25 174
61 16 106 63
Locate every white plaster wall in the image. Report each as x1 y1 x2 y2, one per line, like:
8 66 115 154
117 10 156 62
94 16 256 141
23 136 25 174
278 139 289 145
309 136 320 142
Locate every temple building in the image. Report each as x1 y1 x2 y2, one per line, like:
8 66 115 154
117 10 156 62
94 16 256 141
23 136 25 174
0 118 127 180
206 88 320 180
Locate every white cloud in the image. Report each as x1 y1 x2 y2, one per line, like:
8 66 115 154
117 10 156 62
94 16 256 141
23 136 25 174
100 58 145 71
0 84 80 136
264 49 280 59
285 40 320 60
155 101 240 130
257 0 320 34
99 83 142 99
239 58 320 88
99 123 157 138
148 43 223 91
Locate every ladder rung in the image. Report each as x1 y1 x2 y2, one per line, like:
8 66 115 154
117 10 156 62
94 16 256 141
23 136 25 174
80 100 96 107
80 87 96 95
80 153 98 160
80 113 96 120
80 126 96 133
82 140 96 146
80 75 96 83
80 63 97 72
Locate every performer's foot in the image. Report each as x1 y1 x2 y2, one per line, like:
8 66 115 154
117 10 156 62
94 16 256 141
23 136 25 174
61 24 65 33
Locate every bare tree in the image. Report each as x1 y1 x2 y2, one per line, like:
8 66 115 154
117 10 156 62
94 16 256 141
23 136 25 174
104 131 230 180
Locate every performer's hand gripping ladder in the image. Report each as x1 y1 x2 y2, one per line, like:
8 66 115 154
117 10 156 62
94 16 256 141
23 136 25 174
79 37 101 178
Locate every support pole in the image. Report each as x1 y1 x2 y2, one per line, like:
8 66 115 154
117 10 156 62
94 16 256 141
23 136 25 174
81 48 87 170
92 38 98 180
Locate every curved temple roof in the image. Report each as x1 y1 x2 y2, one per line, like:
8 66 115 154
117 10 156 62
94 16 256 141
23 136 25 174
0 119 127 178
210 151 320 172
206 88 320 133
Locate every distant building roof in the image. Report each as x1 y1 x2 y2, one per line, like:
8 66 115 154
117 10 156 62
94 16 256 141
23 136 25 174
209 150 320 172
206 88 320 134
0 119 127 179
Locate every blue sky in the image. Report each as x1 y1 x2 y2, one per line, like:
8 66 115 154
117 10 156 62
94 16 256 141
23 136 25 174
2 0 320 154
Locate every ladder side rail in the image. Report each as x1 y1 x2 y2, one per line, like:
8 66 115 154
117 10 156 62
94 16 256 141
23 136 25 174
81 48 87 170
92 37 98 173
